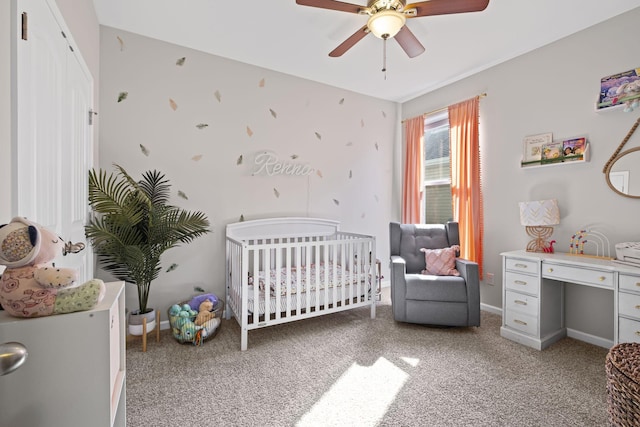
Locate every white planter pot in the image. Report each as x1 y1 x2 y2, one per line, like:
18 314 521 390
128 310 156 336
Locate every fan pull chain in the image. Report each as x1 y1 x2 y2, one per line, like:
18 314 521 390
382 35 388 80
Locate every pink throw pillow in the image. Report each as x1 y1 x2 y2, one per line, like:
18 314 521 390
419 245 461 276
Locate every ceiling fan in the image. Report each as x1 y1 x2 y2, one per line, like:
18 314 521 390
295 0 490 58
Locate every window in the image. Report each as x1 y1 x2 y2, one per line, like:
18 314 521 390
422 111 453 224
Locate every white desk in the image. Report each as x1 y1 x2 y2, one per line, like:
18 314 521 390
500 251 640 350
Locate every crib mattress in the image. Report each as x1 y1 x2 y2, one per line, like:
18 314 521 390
241 283 369 316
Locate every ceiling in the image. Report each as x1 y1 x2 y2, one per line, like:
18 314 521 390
91 0 640 103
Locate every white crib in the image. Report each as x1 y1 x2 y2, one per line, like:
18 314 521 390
225 217 376 351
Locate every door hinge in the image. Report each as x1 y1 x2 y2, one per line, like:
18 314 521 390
88 109 98 125
21 12 27 40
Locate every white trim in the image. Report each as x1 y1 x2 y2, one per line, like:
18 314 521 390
566 328 613 349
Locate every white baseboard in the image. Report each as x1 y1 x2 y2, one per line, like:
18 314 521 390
481 303 502 316
566 328 613 349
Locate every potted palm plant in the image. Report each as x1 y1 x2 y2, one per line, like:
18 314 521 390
85 164 210 335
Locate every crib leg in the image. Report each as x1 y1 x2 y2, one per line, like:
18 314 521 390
241 328 248 351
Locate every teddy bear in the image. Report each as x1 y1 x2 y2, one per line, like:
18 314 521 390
194 300 216 326
0 217 106 318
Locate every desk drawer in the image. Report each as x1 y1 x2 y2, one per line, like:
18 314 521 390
619 292 640 320
619 317 640 344
620 274 640 293
542 263 614 288
505 310 538 336
505 258 539 275
505 290 538 317
505 271 540 296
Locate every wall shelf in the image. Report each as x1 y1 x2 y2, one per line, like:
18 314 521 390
521 142 590 169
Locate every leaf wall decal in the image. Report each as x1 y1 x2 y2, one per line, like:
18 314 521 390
259 78 265 87
273 188 280 198
339 98 345 105
269 108 277 118
349 170 352 178
333 199 340 206
375 142 379 151
239 214 245 222
196 123 208 129
117 36 125 51
214 90 222 102
117 92 128 102
177 190 188 200
382 110 387 118
169 98 178 111
192 154 203 161
316 170 323 178
290 154 298 159
315 132 321 140
346 141 353 146
166 263 178 273
246 126 253 137
237 155 243 165
139 144 149 156
361 119 365 128
176 57 186 66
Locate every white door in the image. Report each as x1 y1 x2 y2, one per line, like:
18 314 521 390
14 0 94 281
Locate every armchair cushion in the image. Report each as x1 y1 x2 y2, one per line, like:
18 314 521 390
420 245 460 276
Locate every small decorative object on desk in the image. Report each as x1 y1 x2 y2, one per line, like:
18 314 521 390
614 242 640 268
569 228 612 259
168 293 222 345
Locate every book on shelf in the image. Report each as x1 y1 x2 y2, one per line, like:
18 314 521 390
541 141 563 163
562 137 586 161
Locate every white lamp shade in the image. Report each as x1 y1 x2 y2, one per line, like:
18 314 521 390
519 199 560 226
367 10 406 39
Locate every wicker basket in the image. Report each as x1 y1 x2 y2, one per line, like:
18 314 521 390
168 299 223 345
606 342 640 426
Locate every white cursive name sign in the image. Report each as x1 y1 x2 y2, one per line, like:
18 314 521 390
253 152 314 176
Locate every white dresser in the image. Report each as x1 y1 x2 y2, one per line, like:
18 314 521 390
501 251 640 350
0 281 126 426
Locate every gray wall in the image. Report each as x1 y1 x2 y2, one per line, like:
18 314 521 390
98 26 398 315
402 7 640 340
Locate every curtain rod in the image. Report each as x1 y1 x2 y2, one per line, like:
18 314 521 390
402 93 487 123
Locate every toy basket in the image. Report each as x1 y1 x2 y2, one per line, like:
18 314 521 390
168 299 223 345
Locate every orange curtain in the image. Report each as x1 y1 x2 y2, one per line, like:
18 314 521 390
449 97 484 278
402 116 424 224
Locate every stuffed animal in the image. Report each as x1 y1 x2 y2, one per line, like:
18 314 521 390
194 300 215 326
187 292 218 311
0 217 106 318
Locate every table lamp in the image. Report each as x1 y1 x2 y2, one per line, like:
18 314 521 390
519 199 560 252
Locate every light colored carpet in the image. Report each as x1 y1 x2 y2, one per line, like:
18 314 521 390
125 289 609 426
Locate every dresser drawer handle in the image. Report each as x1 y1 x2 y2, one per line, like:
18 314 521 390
514 263 528 269
599 276 606 282
514 300 527 306
514 319 527 326
636 282 640 287
548 268 554 273
635 331 640 337
514 280 527 286
635 305 640 310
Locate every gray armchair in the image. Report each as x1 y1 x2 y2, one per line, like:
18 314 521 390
389 222 480 327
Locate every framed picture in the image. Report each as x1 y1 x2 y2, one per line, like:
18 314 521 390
522 133 552 164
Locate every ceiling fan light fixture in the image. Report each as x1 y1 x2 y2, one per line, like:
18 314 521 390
367 10 406 39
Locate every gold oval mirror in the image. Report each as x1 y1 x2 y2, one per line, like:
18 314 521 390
605 147 640 199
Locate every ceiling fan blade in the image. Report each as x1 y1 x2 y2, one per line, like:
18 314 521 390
295 0 364 14
329 25 369 57
394 25 425 58
404 0 489 17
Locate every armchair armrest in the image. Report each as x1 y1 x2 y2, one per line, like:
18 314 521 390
390 255 408 319
455 258 481 326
